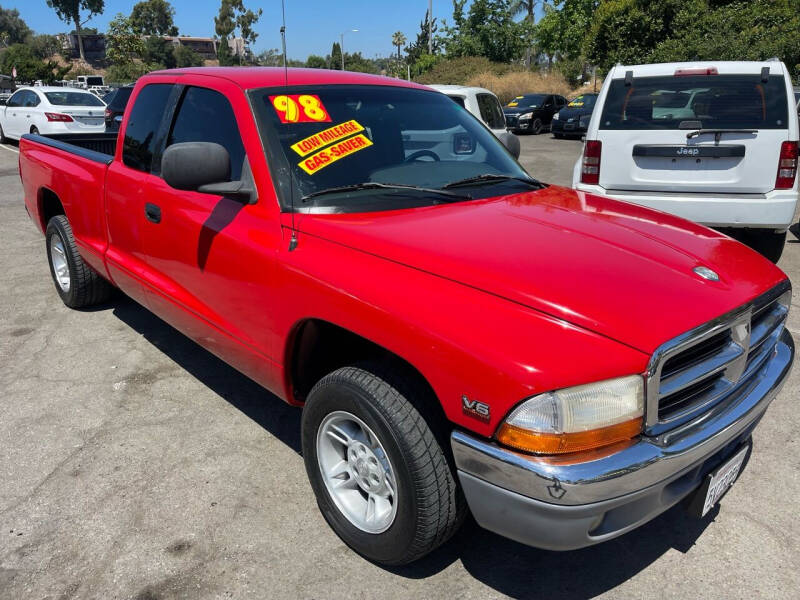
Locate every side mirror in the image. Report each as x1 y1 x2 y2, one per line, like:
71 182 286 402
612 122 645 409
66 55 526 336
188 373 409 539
161 142 257 204
498 131 521 159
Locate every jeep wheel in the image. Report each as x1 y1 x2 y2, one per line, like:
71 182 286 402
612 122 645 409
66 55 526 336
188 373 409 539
302 364 464 565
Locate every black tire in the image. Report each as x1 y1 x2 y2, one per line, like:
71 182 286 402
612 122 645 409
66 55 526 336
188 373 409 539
727 228 786 263
0 121 7 143
530 118 543 134
301 364 465 566
30 126 39 135
553 133 564 139
45 215 112 308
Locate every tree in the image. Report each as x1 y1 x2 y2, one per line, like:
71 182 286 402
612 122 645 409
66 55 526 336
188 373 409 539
0 44 70 83
214 0 262 65
130 0 178 36
305 54 326 69
143 35 176 68
173 44 204 67
0 6 32 46
46 1 105 62
406 10 440 65
30 34 63 60
442 0 526 62
391 31 407 61
105 13 145 67
511 0 538 67
329 41 342 69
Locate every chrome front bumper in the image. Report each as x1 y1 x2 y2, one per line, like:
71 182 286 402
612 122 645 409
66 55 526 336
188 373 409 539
451 329 793 550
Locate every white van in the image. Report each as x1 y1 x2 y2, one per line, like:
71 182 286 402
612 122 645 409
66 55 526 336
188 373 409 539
427 85 508 138
573 61 799 262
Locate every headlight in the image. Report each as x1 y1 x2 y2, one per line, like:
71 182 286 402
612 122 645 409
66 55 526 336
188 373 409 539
552 112 560 120
496 375 644 455
519 112 533 120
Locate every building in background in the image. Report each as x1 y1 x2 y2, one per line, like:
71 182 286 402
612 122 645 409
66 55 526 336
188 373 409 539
58 34 249 63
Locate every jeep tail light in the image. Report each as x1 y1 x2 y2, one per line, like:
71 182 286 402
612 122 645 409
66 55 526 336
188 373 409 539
580 140 602 185
776 141 798 189
45 113 73 122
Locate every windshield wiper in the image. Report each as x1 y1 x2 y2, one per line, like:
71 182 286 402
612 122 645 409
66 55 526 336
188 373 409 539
442 173 545 190
301 182 471 203
685 128 757 142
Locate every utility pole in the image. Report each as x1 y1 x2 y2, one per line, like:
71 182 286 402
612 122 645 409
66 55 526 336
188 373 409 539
428 0 433 55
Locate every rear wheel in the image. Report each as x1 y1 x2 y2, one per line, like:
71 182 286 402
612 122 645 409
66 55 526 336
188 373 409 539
46 215 112 308
0 121 6 143
302 364 464 565
729 229 786 263
30 126 40 135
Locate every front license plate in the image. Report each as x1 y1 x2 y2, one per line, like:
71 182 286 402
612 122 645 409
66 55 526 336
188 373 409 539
565 123 575 130
689 444 749 517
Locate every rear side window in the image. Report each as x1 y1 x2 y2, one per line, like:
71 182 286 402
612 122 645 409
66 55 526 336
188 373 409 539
123 84 173 172
476 93 505 129
600 74 789 130
447 95 466 108
110 87 133 111
166 86 246 180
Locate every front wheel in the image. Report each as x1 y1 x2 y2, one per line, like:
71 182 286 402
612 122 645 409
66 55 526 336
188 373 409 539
530 118 543 135
302 364 464 565
0 121 7 143
729 229 786 263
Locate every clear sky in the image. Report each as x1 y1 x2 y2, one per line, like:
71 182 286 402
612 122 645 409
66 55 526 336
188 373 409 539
4 1 525 61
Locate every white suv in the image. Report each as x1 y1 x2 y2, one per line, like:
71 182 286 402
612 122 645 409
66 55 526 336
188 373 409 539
427 85 508 138
573 61 799 262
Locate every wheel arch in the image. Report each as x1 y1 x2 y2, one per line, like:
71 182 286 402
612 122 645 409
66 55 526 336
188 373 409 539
284 318 450 428
38 187 65 232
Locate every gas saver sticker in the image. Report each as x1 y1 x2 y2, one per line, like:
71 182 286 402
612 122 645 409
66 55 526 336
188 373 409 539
290 120 365 157
298 133 373 175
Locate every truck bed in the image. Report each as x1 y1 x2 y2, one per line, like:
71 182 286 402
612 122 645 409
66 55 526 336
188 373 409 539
23 132 117 163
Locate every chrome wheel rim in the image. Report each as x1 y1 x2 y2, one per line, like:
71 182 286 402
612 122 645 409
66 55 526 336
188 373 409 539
50 236 70 292
316 411 398 534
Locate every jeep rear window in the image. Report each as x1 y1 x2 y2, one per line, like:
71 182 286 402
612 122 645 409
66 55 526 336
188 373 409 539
599 74 789 130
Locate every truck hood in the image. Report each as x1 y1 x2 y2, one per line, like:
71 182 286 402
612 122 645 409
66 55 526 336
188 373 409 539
295 186 786 353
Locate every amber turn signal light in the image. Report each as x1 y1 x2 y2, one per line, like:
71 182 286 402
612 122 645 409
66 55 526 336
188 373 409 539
496 417 643 455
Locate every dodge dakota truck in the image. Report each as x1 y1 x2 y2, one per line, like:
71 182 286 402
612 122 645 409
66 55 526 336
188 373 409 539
18 68 794 566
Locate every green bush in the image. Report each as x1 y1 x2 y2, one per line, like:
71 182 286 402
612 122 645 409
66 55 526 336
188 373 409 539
414 56 515 85
173 45 204 68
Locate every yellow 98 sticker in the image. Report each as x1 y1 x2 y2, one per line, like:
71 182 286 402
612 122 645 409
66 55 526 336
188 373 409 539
299 133 373 175
291 120 365 157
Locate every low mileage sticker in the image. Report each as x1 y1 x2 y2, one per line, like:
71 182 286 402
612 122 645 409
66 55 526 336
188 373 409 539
298 133 373 175
290 120 365 157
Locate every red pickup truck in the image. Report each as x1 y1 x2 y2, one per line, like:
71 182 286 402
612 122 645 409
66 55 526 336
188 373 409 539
18 68 794 566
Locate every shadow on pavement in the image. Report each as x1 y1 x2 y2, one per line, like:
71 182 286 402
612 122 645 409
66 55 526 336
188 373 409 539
109 294 715 598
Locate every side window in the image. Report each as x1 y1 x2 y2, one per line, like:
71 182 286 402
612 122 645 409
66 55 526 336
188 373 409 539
476 94 505 129
166 86 246 180
557 96 567 107
6 91 23 107
123 84 173 172
448 95 466 108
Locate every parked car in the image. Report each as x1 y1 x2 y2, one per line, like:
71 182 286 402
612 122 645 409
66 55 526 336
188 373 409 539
103 85 134 131
18 67 794 566
0 87 106 142
427 84 508 137
503 93 567 134
573 60 799 262
552 93 598 138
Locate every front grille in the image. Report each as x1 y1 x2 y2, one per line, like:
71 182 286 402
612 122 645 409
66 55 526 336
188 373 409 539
646 282 790 431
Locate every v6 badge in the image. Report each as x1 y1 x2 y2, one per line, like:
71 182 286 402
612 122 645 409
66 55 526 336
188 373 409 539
462 395 490 422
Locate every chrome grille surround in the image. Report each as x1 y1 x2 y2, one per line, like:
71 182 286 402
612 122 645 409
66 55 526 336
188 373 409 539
645 280 791 436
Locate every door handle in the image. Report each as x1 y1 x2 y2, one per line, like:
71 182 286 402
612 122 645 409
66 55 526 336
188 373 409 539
144 203 162 223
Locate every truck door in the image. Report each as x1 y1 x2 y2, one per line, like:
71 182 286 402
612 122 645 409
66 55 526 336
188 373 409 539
104 83 175 307
138 83 282 388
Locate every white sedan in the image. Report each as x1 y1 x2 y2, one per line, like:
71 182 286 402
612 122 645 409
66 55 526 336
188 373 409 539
0 86 106 142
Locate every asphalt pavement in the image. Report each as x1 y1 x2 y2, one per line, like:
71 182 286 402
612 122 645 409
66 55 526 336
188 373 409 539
1 135 799 599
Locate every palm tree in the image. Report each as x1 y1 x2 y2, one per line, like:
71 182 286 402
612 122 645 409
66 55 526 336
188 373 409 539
391 31 407 61
511 0 538 68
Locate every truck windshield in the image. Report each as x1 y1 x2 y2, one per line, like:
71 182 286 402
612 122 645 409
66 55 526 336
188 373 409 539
599 74 788 130
251 85 530 212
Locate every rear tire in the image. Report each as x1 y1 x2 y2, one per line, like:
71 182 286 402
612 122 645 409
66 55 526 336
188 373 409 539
301 364 465 565
729 229 787 263
30 126 39 135
46 215 112 308
0 122 7 143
